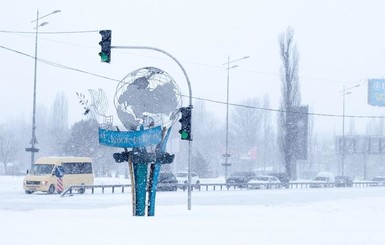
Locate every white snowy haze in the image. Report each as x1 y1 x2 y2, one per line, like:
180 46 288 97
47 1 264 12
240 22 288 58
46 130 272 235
2 1 385 243
0 0 385 134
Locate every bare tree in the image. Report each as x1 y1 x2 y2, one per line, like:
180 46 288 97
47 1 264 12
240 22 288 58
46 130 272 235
278 26 301 180
183 100 222 176
47 92 69 155
261 94 278 171
0 125 17 174
366 116 385 135
231 97 263 170
49 92 69 132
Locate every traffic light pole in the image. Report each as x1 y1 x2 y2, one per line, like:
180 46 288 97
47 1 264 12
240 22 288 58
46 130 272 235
111 45 193 210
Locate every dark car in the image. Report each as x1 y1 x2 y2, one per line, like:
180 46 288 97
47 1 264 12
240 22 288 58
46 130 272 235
335 176 353 187
371 176 385 186
226 171 257 188
267 172 289 188
156 171 178 191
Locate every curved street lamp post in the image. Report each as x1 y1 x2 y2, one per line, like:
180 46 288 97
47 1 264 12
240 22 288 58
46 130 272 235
223 56 250 181
341 84 360 176
27 9 61 168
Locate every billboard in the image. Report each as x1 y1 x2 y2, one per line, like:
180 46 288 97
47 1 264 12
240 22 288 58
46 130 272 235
368 79 385 107
336 135 385 155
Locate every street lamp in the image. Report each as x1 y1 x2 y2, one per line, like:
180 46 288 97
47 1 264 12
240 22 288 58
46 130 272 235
223 55 250 181
27 9 61 168
341 84 360 176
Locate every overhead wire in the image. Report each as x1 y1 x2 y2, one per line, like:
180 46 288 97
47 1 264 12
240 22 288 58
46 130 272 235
0 45 120 82
188 95 384 119
0 28 368 87
0 42 383 119
0 29 358 85
0 29 100 34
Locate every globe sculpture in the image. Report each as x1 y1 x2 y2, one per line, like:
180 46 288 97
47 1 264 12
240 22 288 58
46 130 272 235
114 67 182 131
98 67 182 216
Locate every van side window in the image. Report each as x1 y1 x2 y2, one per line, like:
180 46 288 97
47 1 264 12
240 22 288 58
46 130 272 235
62 162 93 174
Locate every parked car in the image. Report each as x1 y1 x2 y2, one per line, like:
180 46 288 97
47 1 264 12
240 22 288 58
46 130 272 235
335 176 353 187
157 171 178 191
267 172 289 188
247 175 281 189
310 172 335 188
371 176 385 186
226 171 257 188
175 171 200 190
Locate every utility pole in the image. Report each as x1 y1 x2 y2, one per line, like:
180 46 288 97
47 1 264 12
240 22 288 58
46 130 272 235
26 9 61 168
222 55 250 181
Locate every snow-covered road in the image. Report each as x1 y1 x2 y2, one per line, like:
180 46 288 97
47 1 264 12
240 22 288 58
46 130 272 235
2 176 385 245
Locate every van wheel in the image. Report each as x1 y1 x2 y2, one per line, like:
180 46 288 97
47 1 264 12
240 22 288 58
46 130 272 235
47 184 55 194
78 184 85 194
195 181 200 190
25 190 33 194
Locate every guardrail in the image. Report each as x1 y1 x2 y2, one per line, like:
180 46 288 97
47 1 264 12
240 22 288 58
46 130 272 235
286 181 376 189
60 184 130 197
190 181 377 191
60 181 379 197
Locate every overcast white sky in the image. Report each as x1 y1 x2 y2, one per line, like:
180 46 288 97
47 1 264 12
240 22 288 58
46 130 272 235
1 0 385 134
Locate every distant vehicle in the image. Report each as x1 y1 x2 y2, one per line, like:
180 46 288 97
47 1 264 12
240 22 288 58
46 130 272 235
310 172 335 188
226 171 257 188
335 176 353 187
23 156 94 194
157 171 178 191
176 171 200 190
248 175 281 189
371 176 385 186
267 172 289 188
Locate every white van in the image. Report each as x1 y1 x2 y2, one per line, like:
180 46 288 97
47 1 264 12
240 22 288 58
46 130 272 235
310 172 335 188
23 156 94 194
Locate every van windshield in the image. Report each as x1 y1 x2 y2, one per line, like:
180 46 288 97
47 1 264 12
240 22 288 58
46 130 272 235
254 176 269 181
176 173 188 178
314 176 327 181
30 164 55 175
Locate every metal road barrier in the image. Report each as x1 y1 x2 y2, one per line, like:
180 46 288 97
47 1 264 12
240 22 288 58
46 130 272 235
60 181 379 197
60 184 130 197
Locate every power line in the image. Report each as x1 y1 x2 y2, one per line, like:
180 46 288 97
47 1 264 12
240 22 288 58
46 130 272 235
0 29 99 34
0 45 120 82
185 96 385 119
0 44 383 119
0 28 364 85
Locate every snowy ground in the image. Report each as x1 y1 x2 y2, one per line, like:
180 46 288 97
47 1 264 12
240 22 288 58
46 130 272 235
2 176 385 245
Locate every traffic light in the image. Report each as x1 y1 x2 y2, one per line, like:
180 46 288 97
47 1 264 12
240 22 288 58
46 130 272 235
179 107 192 141
99 30 111 63
113 151 129 163
156 152 175 164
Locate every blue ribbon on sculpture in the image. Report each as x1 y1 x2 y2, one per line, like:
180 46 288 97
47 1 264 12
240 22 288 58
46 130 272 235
98 126 163 148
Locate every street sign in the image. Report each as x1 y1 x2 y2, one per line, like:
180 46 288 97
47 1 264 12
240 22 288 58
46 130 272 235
25 147 39 153
99 126 163 148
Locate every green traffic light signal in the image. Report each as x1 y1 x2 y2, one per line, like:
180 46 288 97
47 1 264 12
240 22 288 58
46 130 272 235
99 30 111 63
179 107 192 141
99 52 109 62
180 130 190 140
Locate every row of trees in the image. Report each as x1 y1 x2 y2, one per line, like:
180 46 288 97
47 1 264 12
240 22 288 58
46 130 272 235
1 88 385 179
2 27 385 180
